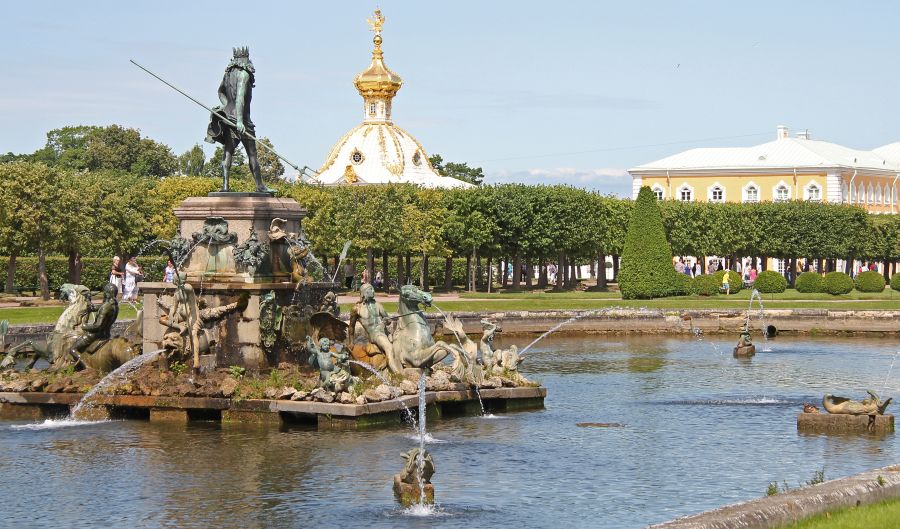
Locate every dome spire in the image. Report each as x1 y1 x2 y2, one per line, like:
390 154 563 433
355 9 402 123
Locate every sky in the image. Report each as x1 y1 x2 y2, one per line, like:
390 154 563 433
4 1 900 196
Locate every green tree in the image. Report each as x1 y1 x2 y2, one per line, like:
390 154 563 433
619 186 679 299
0 162 69 299
177 144 206 176
32 124 176 177
147 176 221 240
257 137 286 182
204 146 250 180
429 154 484 185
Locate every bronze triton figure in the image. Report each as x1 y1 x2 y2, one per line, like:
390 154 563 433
206 46 270 193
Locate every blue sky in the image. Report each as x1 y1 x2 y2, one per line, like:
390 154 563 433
4 1 900 196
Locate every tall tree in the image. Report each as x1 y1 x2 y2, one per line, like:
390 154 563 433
256 137 285 182
177 144 206 176
619 186 679 299
0 162 68 299
429 154 484 185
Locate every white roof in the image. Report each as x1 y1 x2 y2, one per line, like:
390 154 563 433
872 143 900 166
630 136 896 174
316 123 471 188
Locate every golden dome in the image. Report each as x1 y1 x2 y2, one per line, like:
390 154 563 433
354 10 402 99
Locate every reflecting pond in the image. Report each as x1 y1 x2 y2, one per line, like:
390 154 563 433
2 334 899 529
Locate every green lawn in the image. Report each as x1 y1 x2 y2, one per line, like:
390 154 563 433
337 297 900 315
0 305 139 325
457 288 899 301
780 498 900 528
3 290 899 326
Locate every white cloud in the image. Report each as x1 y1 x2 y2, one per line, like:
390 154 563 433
485 167 632 196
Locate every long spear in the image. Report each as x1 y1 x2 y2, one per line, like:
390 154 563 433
129 59 320 183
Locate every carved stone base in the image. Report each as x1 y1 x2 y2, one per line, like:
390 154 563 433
141 282 336 370
173 195 306 283
393 475 434 506
797 413 894 434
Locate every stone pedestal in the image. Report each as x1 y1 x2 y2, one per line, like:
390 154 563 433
173 195 306 283
393 476 435 506
797 413 894 434
141 194 337 371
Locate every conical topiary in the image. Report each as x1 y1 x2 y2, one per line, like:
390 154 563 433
619 186 680 299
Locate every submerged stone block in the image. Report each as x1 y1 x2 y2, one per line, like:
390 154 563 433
393 475 434 507
149 408 189 423
797 413 894 434
0 402 43 420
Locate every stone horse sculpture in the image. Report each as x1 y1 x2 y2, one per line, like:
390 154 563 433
823 390 892 415
0 283 139 372
390 285 466 374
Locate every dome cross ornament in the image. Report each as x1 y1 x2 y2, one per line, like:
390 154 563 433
366 9 385 37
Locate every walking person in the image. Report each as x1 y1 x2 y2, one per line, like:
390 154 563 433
123 256 142 302
109 256 124 297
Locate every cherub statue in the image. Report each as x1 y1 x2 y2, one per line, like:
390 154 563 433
307 336 336 384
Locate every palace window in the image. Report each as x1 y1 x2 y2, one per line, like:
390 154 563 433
350 149 364 164
710 186 724 203
876 185 883 204
806 183 821 202
652 187 664 200
868 184 875 204
679 186 693 202
412 151 422 166
369 102 377 116
745 185 759 203
775 184 790 202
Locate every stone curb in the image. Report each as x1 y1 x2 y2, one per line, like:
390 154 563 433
645 464 900 529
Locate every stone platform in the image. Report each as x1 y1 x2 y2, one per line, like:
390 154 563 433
797 413 895 434
0 387 546 429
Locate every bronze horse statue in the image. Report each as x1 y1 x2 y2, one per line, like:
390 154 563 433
389 285 465 373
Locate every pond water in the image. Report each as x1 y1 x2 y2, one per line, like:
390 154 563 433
2 334 899 529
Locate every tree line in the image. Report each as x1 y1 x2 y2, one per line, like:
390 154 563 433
2 124 900 299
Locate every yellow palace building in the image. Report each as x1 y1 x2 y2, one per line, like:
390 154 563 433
628 125 900 214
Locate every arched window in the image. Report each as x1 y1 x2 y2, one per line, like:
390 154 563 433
709 185 724 203
651 185 664 200
678 185 693 202
857 183 865 204
744 184 759 203
806 183 821 202
842 183 849 203
775 184 790 202
868 184 875 204
876 184 883 204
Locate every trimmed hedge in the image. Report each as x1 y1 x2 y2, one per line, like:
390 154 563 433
691 274 720 296
854 270 886 293
892 272 900 292
754 270 787 293
6 256 168 294
619 187 680 299
823 271 854 295
713 269 742 294
795 272 825 293
672 273 692 296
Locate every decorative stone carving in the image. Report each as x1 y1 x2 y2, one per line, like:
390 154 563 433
393 447 435 506
233 228 269 276
823 391 892 415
